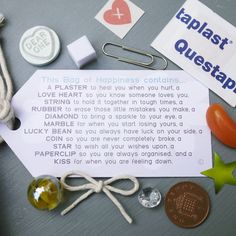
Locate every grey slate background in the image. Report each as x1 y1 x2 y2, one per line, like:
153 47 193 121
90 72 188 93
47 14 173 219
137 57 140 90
0 0 236 235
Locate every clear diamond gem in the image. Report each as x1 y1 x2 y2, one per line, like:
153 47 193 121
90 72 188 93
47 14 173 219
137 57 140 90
138 187 162 208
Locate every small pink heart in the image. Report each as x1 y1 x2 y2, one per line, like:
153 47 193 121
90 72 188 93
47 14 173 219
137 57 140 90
104 0 132 25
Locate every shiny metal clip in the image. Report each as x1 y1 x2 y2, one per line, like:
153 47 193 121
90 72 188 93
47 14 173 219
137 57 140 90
102 42 168 70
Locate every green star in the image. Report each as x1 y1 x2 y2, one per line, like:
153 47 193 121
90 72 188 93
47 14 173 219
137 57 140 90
201 152 236 194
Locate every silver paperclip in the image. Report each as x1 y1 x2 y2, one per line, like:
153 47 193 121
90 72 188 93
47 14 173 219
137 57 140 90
102 42 168 70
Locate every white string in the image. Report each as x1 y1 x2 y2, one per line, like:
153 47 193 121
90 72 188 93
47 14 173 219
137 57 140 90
0 15 15 143
60 170 140 224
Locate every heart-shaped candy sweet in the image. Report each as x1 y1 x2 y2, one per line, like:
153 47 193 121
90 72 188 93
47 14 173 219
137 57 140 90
19 26 60 66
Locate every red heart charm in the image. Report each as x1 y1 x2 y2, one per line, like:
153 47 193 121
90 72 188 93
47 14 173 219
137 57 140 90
103 0 132 25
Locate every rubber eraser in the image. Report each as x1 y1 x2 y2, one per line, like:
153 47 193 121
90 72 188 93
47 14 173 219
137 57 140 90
67 36 97 68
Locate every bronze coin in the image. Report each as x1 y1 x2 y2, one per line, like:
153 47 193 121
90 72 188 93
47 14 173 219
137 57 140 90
165 182 210 228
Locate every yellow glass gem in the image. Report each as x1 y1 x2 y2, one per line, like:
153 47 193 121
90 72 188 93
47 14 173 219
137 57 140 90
27 175 62 211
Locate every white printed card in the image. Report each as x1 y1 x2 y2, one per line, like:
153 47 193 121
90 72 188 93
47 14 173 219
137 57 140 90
0 70 211 177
